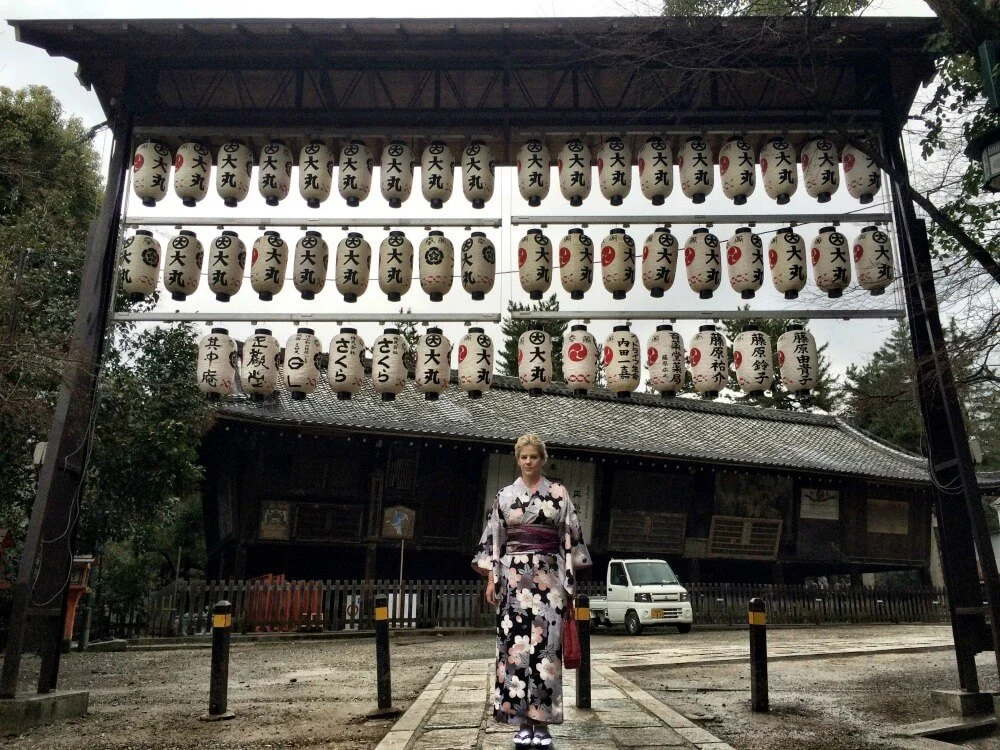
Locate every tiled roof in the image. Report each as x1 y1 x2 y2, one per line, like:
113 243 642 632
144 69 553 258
214 374 943 486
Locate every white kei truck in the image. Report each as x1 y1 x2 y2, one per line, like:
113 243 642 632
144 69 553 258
588 558 693 635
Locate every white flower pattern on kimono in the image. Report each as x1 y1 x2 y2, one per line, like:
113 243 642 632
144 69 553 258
500 613 514 635
507 675 527 699
539 656 559 681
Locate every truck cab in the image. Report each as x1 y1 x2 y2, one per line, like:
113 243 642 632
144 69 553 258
589 558 693 635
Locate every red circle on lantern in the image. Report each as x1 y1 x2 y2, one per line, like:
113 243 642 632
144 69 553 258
568 342 588 362
811 247 820 266
843 153 856 172
597 158 604 172
690 348 702 367
517 159 522 173
517 349 524 364
727 246 742 266
642 245 649 262
559 247 571 267
518 247 527 268
458 344 468 362
603 346 613 366
601 246 615 266
684 247 696 267
133 154 144 171
801 154 809 170
854 244 864 262
677 155 684 169
777 350 786 367
768 248 778 269
252 247 259 266
647 347 659 365
638 157 646 175
760 156 768 175
174 153 184 170
734 350 743 368
719 155 730 175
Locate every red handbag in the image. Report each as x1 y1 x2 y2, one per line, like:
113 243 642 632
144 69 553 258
563 609 581 669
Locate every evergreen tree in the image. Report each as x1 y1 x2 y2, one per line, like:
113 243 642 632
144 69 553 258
498 294 568 383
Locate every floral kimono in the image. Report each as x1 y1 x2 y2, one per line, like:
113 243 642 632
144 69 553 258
472 476 592 725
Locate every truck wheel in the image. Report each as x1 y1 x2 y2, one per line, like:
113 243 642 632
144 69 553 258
624 610 643 636
676 623 692 634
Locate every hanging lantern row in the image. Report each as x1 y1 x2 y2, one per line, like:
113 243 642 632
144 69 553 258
132 134 880 211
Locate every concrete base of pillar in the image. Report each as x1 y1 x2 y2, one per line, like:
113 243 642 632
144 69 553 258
931 689 997 717
0 690 89 733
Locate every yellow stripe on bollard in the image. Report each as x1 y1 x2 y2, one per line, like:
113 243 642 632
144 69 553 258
213 614 232 629
748 612 766 626
375 606 389 621
576 608 590 621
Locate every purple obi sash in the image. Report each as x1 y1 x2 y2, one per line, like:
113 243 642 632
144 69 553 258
506 524 559 555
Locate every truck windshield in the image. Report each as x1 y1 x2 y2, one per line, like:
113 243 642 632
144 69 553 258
626 562 679 586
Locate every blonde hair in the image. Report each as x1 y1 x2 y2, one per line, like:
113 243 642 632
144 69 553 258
514 433 548 462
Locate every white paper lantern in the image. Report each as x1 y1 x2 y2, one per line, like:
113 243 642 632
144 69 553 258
339 140 374 207
678 135 714 204
242 328 280 399
121 230 161 299
768 228 808 300
641 227 678 299
458 327 494 399
558 229 594 300
600 229 636 300
251 230 288 301
732 325 774 397
603 325 640 398
416 327 451 401
373 328 407 401
378 231 413 302
284 327 322 400
853 226 894 296
777 325 819 399
197 327 237 399
299 140 334 208
207 230 245 302
518 327 552 395
216 140 253 208
418 231 454 302
557 138 592 206
462 140 495 208
801 136 840 203
842 140 881 204
173 141 212 207
381 141 415 208
810 226 851 298
638 136 673 206
689 325 728 399
562 325 599 396
759 136 798 205
726 227 764 299
258 139 293 206
163 230 203 301
132 141 172 207
719 136 756 205
647 325 685 398
519 229 553 300
684 228 722 299
597 137 632 206
293 230 329 300
461 232 495 300
328 327 366 400
517 139 550 206
421 140 456 209
336 232 372 303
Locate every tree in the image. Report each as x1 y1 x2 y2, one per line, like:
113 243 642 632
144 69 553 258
498 294 568 383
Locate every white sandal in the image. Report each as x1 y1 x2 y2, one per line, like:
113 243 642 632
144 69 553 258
531 727 553 748
513 727 534 748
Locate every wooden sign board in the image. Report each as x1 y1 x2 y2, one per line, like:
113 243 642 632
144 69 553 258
382 505 416 540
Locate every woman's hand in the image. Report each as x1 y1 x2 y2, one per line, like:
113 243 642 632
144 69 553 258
485 571 498 607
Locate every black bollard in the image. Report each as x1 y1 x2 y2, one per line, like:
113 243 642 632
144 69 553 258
749 597 768 713
575 594 591 709
201 600 235 721
375 594 392 710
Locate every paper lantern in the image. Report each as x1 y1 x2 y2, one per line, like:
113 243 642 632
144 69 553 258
678 135 714 204
777 325 819 399
684 228 722 299
207 230 245 302
768 228 808 299
216 140 253 208
381 141 415 208
121 230 160 299
842 139 881 204
418 230 454 302
378 231 413 302
258 139 293 206
517 139 550 206
562 325 598 396
519 229 553 300
163 230 203 301
732 325 774 397
558 229 594 300
853 226 894 295
759 136 798 205
603 325 640 398
251 230 288 301
461 232 495 300
641 227 678 298
801 136 840 202
416 327 451 401
647 325 685 398
597 137 632 206
689 325 728 399
726 227 764 299
328 327 366 400
132 141 172 207
458 327 494 399
462 140 495 208
421 140 455 209
638 136 673 206
557 138 592 206
284 327 322 400
338 140 374 207
173 141 212 207
242 328 280 399
811 226 851 298
293 230 329 300
518 327 552 395
197 328 237 399
600 229 636 300
373 328 407 401
719 136 756 205
299 140 334 208
336 232 372 303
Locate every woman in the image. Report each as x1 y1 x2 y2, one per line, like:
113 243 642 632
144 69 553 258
472 433 592 748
